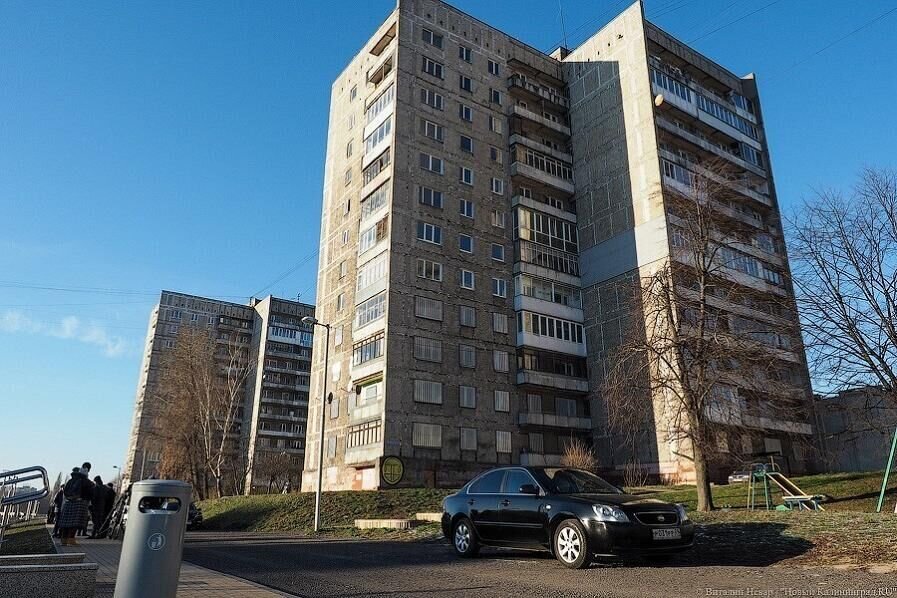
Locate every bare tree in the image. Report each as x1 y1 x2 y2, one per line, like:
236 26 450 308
789 168 897 421
254 451 298 494
155 326 252 498
603 158 809 511
561 437 598 471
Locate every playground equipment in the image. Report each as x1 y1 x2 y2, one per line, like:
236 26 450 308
747 462 825 511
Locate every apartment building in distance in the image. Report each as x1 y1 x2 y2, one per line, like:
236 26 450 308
304 0 814 491
123 291 315 494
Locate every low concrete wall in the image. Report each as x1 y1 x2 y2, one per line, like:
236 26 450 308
0 553 85 566
0 563 98 598
354 519 419 530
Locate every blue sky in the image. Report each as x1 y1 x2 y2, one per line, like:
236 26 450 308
2 0 895 485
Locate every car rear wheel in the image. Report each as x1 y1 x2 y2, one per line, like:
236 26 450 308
452 517 480 558
553 519 592 569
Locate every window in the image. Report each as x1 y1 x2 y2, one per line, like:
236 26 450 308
492 312 508 333
347 114 355 129
415 296 443 321
529 433 544 454
355 292 386 327
414 336 443 362
420 88 444 110
469 469 504 493
359 380 381 403
459 75 472 92
460 167 474 186
517 311 585 344
490 178 504 195
487 60 500 76
346 140 353 158
459 199 474 219
491 243 505 262
419 152 444 174
460 135 474 153
361 182 389 220
459 234 473 253
459 305 476 327
490 89 502 105
422 28 443 48
416 221 442 245
349 85 357 101
515 274 582 309
339 260 348 278
496 430 512 453
459 385 476 407
413 380 443 405
358 214 389 255
422 57 444 79
336 293 345 311
364 116 392 154
460 270 475 290
459 345 476 369
490 146 503 164
459 103 473 122
330 395 340 419
556 397 577 418
493 351 509 373
491 209 505 228
352 332 384 365
416 258 443 281
334 326 343 346
489 116 503 134
518 146 573 181
420 119 445 142
413 423 442 448
344 169 352 185
492 278 507 298
527 394 542 413
459 45 471 62
366 84 395 124
363 149 390 185
419 186 443 208
327 436 337 457
460 427 477 451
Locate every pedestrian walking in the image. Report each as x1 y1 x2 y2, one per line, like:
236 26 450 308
89 476 107 538
57 463 95 546
99 482 116 537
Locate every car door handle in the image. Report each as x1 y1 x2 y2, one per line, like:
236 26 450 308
467 499 475 506
500 499 511 507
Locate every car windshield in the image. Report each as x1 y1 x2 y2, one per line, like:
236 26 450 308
540 469 621 495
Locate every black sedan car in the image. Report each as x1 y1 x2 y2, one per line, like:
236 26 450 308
441 466 694 568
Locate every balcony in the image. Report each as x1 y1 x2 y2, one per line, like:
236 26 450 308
516 240 579 277
367 54 394 87
659 149 771 208
507 74 570 109
509 104 571 137
516 369 589 393
518 412 592 430
656 117 766 178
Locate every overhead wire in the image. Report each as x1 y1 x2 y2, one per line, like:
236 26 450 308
688 0 787 43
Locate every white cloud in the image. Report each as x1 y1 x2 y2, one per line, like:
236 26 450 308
0 310 129 357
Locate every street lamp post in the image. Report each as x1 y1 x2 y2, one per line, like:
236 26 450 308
112 465 120 492
302 315 330 533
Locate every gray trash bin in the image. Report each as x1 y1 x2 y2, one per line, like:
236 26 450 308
113 480 192 598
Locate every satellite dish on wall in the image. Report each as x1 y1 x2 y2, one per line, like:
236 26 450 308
654 94 665 107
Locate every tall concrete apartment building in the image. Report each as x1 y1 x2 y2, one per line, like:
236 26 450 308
123 291 315 494
304 0 813 490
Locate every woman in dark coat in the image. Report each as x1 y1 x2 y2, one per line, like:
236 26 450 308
57 466 95 546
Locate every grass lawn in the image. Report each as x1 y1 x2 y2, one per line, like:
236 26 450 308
0 521 56 556
199 470 896 568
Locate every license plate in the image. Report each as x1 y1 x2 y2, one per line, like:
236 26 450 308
652 528 681 541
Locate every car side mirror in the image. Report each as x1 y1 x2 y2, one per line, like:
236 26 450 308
519 484 540 495
615 486 625 494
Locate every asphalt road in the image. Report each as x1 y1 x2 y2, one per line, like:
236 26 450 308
182 536 896 598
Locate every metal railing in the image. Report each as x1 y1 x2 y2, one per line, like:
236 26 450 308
0 465 50 546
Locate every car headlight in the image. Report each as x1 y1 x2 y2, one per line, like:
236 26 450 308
592 504 629 522
675 503 690 523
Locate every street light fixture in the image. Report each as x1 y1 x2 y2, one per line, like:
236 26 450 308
302 315 331 533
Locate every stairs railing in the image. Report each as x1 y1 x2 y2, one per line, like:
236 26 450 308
0 466 50 546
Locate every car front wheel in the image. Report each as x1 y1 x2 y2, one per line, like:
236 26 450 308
452 517 480 558
553 519 592 569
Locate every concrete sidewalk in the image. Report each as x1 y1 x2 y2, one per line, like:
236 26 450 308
55 534 292 597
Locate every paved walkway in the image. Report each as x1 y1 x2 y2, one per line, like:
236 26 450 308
54 533 292 597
